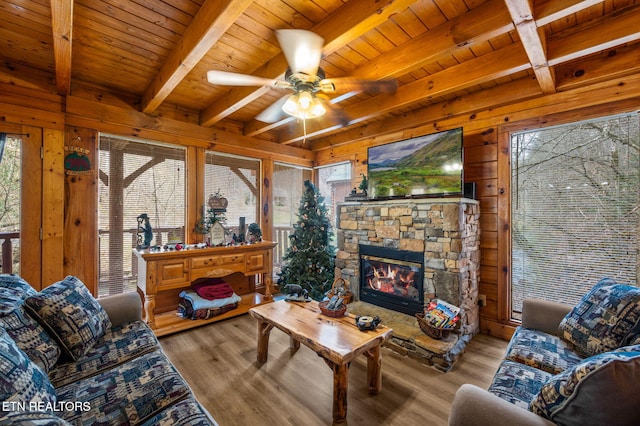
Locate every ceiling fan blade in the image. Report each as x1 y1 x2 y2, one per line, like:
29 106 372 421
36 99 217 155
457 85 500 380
255 95 290 123
316 94 349 127
319 77 398 94
275 29 324 76
207 70 291 89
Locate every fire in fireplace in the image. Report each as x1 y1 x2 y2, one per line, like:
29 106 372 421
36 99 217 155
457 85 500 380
359 245 424 315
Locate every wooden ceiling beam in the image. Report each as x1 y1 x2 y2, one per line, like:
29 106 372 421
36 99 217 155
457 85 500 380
199 0 419 127
313 36 640 151
555 43 640 91
311 78 542 152
279 43 531 144
547 4 640 66
141 0 254 114
50 0 74 95
310 45 640 152
244 0 514 137
355 0 513 80
315 73 640 161
504 0 556 94
65 95 314 165
534 0 604 27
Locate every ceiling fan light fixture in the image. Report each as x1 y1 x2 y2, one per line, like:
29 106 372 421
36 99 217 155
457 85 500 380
282 91 326 120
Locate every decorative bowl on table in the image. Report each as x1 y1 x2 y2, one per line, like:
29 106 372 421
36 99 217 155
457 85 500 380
318 300 347 318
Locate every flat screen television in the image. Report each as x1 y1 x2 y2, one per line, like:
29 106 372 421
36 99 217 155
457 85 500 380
367 127 463 199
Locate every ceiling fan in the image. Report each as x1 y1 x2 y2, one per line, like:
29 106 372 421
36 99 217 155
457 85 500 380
206 29 397 126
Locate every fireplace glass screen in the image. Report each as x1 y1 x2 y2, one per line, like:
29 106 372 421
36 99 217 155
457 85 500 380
359 248 424 315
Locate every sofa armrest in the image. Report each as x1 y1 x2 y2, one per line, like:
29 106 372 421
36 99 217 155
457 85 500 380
448 384 555 426
98 292 143 327
521 298 572 336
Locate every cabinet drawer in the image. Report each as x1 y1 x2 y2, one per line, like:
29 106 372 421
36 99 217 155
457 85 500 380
246 251 268 273
156 259 189 290
191 253 245 269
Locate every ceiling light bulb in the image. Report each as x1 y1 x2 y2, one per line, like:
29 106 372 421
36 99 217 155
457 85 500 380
282 91 326 120
298 91 313 111
282 94 300 116
311 101 326 117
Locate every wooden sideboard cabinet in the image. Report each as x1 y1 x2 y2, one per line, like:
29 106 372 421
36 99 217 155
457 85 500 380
134 241 276 336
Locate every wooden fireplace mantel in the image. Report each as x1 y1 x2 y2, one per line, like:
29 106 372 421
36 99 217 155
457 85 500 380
134 241 276 336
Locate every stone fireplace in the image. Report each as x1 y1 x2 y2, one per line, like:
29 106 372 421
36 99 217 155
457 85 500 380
336 198 480 370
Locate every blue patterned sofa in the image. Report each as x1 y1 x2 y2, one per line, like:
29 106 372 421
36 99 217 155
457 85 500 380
449 278 640 426
0 274 217 425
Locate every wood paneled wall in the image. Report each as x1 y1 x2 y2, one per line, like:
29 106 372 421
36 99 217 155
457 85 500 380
63 126 99 294
314 74 640 339
1 70 639 336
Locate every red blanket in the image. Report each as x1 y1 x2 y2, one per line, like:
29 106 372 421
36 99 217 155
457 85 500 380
192 279 234 300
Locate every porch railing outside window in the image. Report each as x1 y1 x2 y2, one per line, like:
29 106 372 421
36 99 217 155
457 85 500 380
0 231 19 274
97 226 183 297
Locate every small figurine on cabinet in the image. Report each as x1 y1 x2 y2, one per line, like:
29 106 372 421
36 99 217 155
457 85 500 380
136 213 153 249
247 223 262 243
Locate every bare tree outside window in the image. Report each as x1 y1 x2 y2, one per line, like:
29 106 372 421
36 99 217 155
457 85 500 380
0 136 21 274
511 113 639 318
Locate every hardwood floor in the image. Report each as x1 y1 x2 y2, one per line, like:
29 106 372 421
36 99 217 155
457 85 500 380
160 314 508 426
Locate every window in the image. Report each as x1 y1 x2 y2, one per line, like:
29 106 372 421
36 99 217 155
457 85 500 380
272 163 312 272
204 152 260 239
0 135 21 274
98 136 186 296
511 113 639 318
316 162 352 232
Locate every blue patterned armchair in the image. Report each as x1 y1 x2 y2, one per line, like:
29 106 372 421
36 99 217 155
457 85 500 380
449 278 640 426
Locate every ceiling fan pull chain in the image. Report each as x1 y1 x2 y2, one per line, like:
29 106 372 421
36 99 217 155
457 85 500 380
302 118 307 143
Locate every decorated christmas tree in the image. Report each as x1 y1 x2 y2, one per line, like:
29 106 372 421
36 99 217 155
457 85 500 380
279 180 335 300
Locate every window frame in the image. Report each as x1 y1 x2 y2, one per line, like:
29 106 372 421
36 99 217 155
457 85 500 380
497 110 640 325
97 134 187 296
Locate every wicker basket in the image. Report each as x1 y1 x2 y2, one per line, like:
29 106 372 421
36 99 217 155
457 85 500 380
415 312 452 340
319 300 348 318
326 277 352 304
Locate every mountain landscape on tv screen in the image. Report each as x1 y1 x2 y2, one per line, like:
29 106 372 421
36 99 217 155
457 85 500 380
368 129 462 198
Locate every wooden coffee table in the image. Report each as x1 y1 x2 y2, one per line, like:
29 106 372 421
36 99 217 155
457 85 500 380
249 300 393 425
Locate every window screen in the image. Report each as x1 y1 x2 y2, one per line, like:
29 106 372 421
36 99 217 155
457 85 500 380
204 152 260 239
98 136 186 296
316 162 352 229
272 162 312 272
511 113 639 318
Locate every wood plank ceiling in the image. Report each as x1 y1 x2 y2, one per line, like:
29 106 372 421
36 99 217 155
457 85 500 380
1 0 639 150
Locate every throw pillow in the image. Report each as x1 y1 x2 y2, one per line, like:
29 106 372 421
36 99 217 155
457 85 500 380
25 276 111 361
0 274 61 372
0 274 36 315
558 278 640 357
0 327 57 408
529 345 640 425
0 307 61 372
